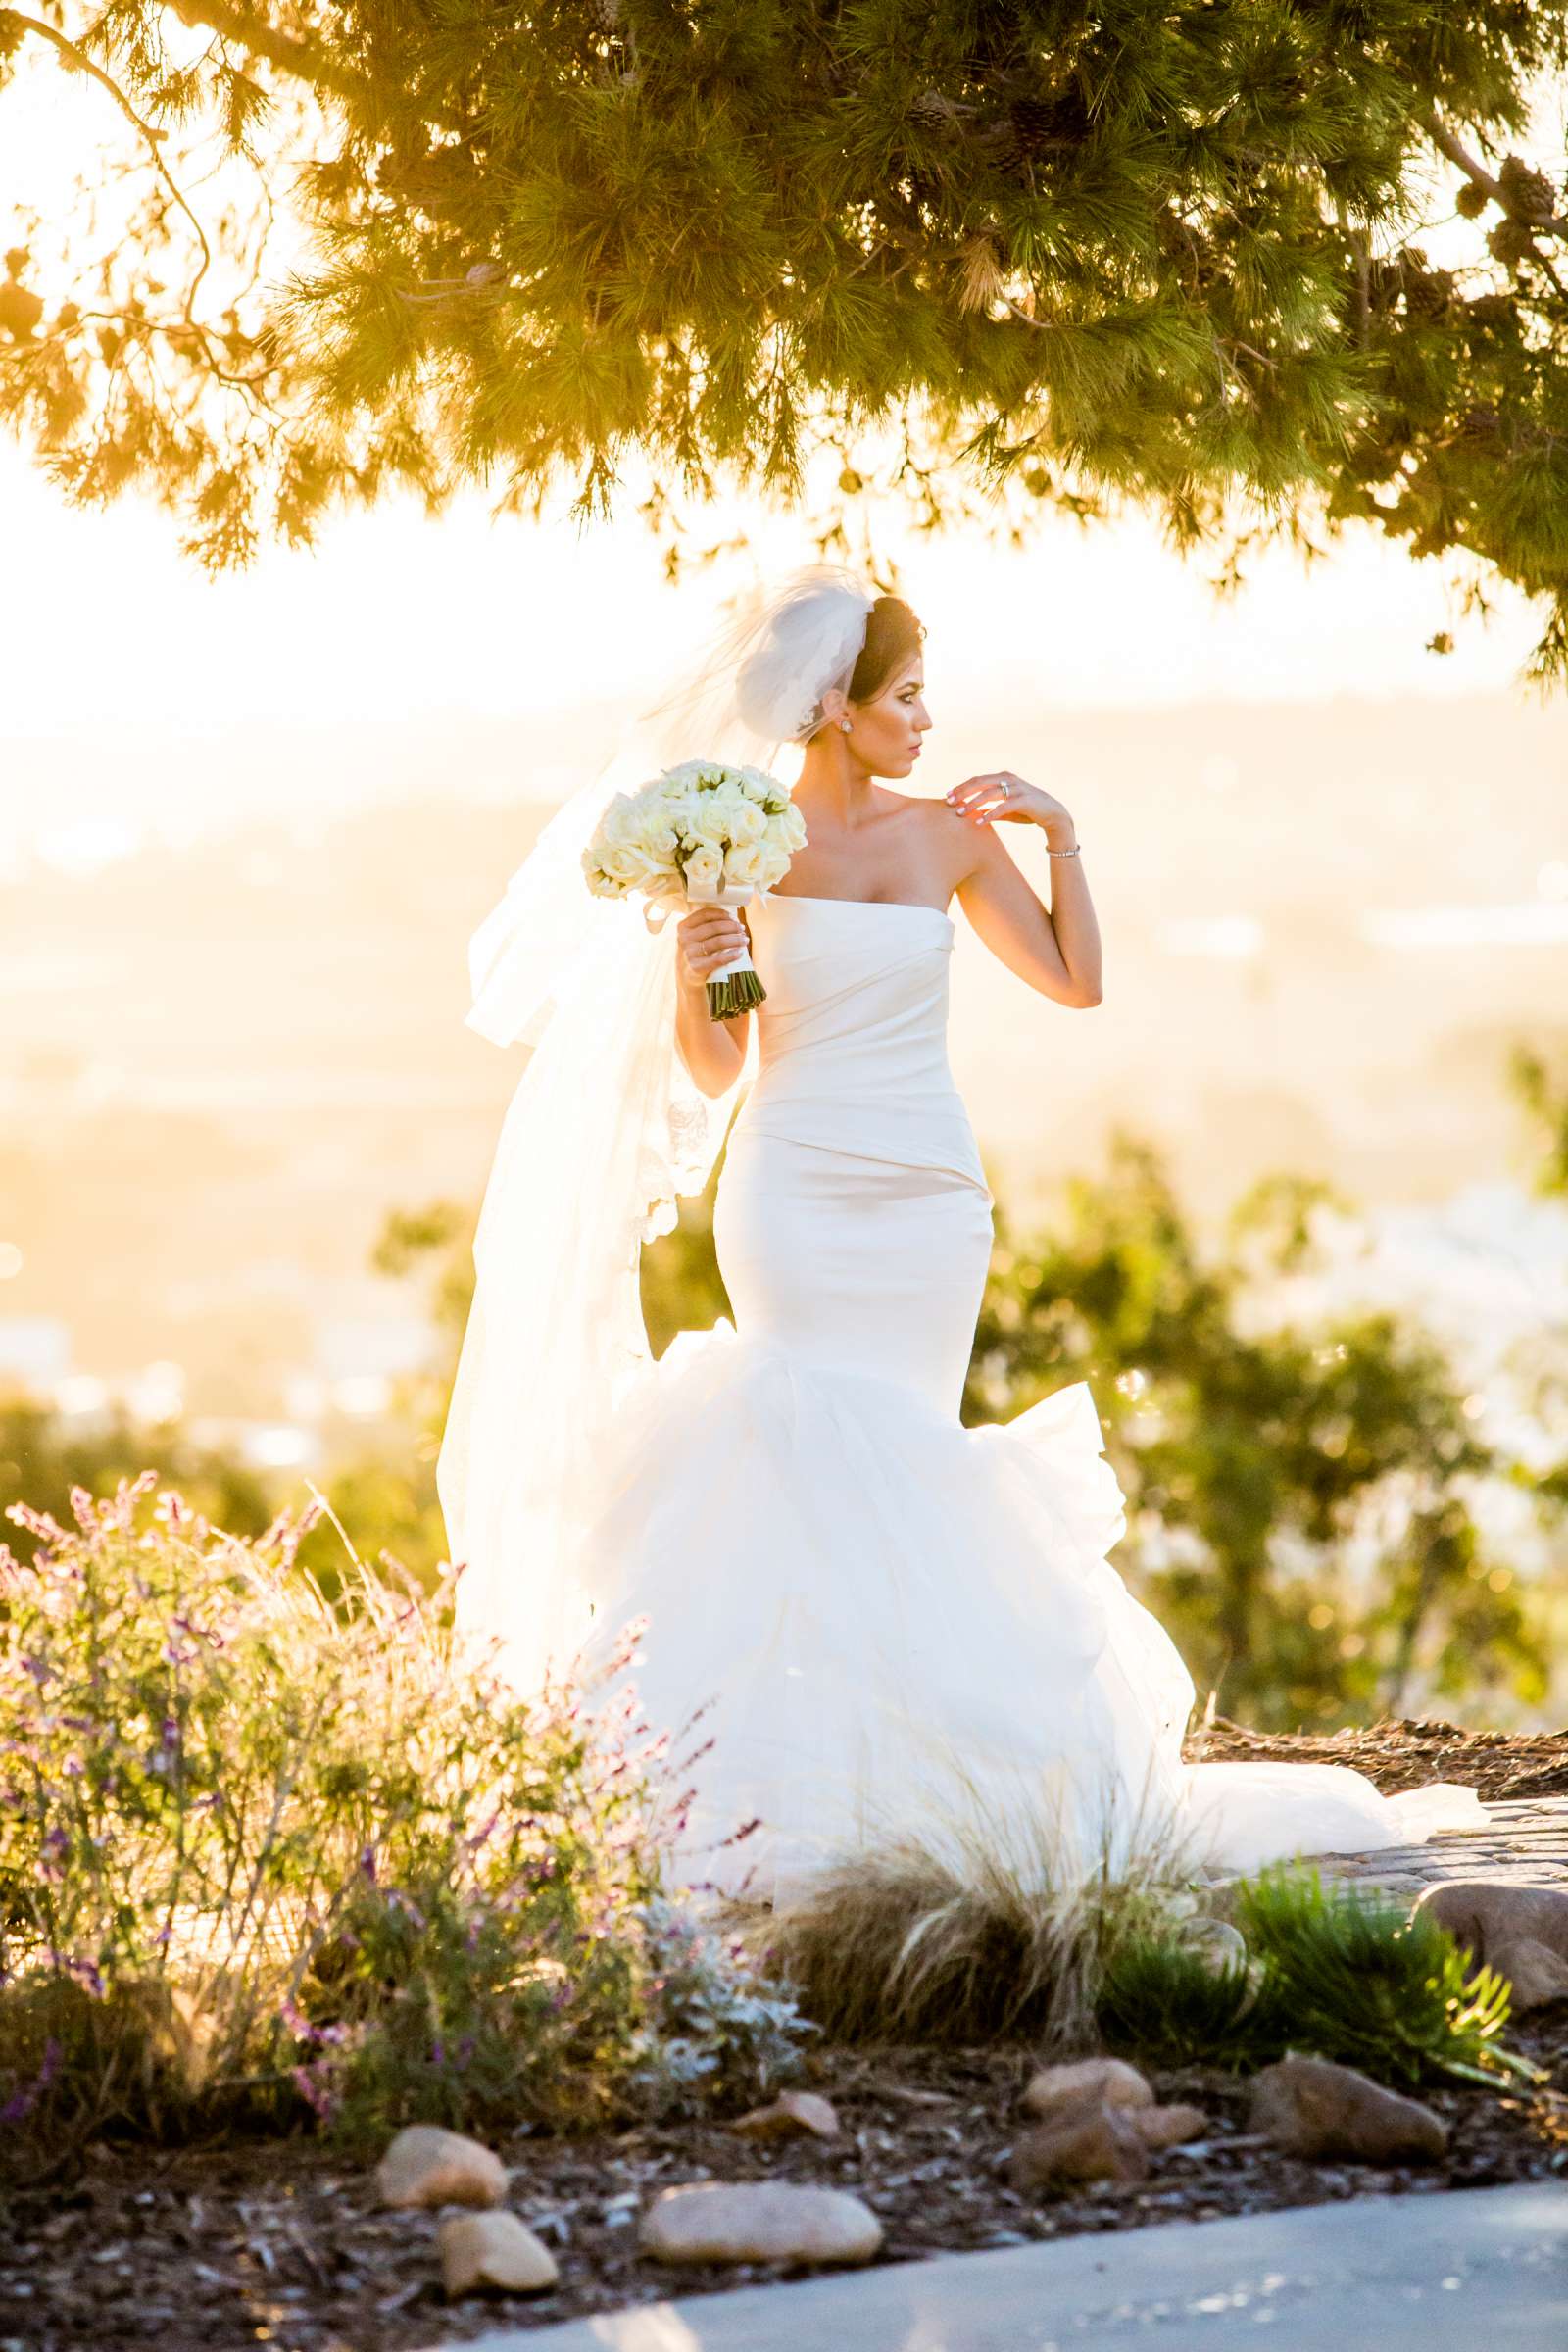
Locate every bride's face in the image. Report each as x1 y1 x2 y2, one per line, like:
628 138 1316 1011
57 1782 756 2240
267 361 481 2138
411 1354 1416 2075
849 656 931 779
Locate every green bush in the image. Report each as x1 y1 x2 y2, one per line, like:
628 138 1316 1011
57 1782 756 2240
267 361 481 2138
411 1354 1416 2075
1099 1863 1530 2088
0 1478 806 2176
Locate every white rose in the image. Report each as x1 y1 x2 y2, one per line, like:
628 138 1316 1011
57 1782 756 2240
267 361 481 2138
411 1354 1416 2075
683 845 724 890
722 796 767 844
753 846 792 890
598 791 642 847
738 768 773 803
723 841 767 884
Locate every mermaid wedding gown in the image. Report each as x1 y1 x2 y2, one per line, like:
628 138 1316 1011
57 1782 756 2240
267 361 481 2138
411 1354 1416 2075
561 889 1483 1901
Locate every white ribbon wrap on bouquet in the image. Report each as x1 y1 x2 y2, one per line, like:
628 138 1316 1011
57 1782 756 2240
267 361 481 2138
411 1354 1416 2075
649 879 761 997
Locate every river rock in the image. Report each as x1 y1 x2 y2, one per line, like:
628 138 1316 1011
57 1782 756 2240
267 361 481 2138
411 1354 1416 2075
439 2211 560 2297
1247 2056 1446 2164
1020 2056 1153 2120
640 2181 882 2267
731 2089 842 2141
1132 2101 1209 2150
375 2125 507 2211
1491 1936 1568 2010
1417 1882 1568 1968
1009 2100 1152 2191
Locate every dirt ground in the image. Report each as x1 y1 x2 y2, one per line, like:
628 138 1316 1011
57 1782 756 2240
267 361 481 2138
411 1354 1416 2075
1187 1714 1568 1802
3 1719 1565 2352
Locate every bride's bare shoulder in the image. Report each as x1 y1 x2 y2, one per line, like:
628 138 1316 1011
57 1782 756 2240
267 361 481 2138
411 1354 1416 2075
881 788 986 876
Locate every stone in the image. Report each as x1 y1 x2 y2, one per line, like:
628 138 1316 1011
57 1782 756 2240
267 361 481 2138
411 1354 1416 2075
731 2089 841 2142
1491 1936 1568 2011
1131 2102 1209 2151
639 2181 883 2268
375 2125 507 2211
1020 2056 1153 2120
439 2211 560 2298
1178 1921 1250 1975
1417 1881 1568 1968
1008 2101 1152 2192
1247 2056 1446 2165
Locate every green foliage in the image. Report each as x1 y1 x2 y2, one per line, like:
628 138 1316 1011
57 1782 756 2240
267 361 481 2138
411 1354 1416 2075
964 1133 1553 1727
0 1394 274 1563
1099 1863 1530 2088
3 7 1568 663
0 1478 808 2177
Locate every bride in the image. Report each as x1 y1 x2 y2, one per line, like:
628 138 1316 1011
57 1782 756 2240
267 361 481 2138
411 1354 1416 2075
437 569 1483 1902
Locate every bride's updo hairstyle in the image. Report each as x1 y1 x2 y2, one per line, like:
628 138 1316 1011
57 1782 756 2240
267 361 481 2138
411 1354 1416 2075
729 569 923 748
844 594 925 713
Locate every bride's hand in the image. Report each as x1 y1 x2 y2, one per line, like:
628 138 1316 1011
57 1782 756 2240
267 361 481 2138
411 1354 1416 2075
946 773 1073 834
676 906 748 991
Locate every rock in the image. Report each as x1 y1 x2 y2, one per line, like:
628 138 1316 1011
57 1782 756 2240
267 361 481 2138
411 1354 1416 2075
1131 2101 1209 2151
1247 2056 1446 2165
639 2181 882 2268
1020 2056 1152 2120
439 2212 559 2298
1178 1921 1249 1975
731 2089 841 2142
1491 1936 1568 2011
375 2125 507 2211
1417 1882 1568 1968
1009 2100 1152 2192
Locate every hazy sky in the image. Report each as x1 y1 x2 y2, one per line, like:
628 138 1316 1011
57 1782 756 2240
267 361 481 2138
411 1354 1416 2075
1 438 1545 774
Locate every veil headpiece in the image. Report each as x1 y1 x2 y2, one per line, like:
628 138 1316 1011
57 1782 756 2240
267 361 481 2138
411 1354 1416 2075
436 567 876 1686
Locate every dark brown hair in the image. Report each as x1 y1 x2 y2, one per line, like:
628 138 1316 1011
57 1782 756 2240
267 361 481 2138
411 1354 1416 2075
848 595 924 705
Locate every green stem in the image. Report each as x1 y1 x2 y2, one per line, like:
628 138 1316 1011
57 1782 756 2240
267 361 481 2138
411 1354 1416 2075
707 970 766 1021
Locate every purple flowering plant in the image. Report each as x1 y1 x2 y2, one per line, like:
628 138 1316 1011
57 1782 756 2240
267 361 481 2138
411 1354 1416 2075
0 1477 806 2174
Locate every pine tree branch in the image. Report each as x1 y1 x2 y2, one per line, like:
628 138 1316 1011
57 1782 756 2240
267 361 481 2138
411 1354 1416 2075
165 0 346 95
1421 109 1568 241
8 10 277 395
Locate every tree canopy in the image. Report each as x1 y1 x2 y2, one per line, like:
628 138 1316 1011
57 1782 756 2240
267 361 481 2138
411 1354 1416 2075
3 4 1567 663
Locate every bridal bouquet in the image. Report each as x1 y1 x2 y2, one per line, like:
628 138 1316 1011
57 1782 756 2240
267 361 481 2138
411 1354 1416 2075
583 759 807 1019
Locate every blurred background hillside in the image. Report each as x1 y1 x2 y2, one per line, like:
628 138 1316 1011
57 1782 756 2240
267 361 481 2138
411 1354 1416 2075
3 462 1565 1733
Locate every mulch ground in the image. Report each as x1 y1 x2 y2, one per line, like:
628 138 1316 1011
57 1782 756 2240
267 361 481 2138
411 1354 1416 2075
1186 1714 1568 1802
3 1719 1565 2352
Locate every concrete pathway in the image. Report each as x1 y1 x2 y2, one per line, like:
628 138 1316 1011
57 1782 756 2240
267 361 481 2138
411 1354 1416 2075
422 2182 1567 2351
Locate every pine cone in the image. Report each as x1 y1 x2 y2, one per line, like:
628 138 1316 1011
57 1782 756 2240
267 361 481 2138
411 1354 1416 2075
0 278 43 341
1404 268 1454 320
1008 97 1058 156
1498 156 1557 223
909 90 959 127
1488 216 1540 268
1465 291 1514 328
1454 181 1490 220
1456 405 1501 446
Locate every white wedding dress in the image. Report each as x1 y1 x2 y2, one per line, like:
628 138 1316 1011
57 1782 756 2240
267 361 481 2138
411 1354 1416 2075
562 889 1486 1902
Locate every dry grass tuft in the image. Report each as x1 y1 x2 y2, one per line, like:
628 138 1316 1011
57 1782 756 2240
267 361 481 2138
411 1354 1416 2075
737 1771 1198 2050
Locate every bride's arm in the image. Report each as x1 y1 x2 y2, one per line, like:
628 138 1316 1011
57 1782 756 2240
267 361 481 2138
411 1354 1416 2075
947 778 1102 1007
673 906 752 1095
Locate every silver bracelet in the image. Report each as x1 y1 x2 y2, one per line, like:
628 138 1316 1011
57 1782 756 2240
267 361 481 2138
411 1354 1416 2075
1048 840 1081 858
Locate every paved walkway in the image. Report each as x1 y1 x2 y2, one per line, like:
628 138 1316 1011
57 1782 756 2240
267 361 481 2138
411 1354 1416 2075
422 2183 1567 2351
1322 1795 1568 1901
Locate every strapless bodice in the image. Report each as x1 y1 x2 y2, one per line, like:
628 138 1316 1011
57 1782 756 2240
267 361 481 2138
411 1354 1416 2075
733 891 989 1197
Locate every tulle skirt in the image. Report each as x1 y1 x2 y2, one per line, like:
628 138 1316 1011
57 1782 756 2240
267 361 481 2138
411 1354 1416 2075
574 1130 1485 1902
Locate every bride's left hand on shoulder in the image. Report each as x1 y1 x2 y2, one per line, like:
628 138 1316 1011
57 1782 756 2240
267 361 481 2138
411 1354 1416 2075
945 773 1071 832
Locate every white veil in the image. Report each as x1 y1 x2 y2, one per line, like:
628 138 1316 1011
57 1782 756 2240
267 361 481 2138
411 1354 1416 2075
437 566 877 1689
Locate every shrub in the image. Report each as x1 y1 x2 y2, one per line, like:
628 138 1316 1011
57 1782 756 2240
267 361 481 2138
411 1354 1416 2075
1099 1862 1531 2088
0 1477 807 2177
